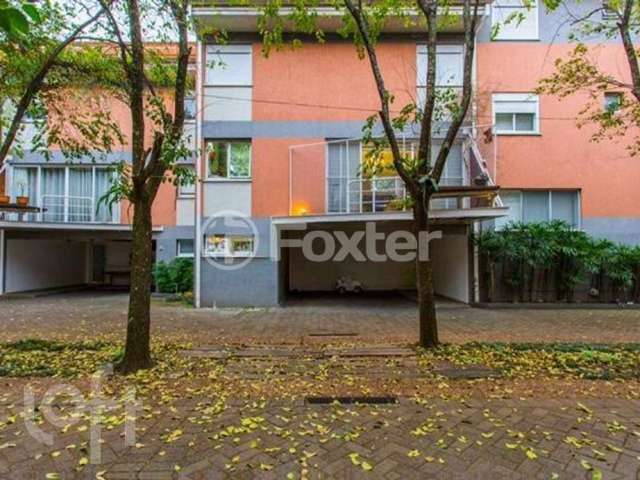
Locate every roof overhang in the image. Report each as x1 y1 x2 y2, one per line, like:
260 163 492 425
192 5 488 34
0 221 164 233
272 206 509 226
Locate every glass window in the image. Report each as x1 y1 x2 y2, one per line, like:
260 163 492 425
497 190 580 228
522 191 549 223
491 0 539 40
551 191 579 226
41 168 66 222
95 168 115 223
204 234 254 256
69 168 93 222
604 92 622 113
493 93 539 134
495 191 523 230
177 239 194 257
206 141 251 179
417 45 464 88
184 95 196 121
178 166 196 196
205 45 252 86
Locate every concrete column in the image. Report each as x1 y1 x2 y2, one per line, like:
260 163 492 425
0 229 5 295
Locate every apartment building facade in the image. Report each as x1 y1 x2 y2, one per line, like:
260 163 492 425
1 0 638 305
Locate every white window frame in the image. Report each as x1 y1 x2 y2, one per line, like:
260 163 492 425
491 0 539 41
496 189 581 229
203 234 255 257
177 239 195 258
493 93 540 135
205 44 253 87
9 164 120 224
604 92 623 112
205 140 252 181
177 165 196 197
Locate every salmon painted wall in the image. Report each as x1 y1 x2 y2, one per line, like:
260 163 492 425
477 43 640 218
120 179 177 227
252 138 325 217
253 41 417 121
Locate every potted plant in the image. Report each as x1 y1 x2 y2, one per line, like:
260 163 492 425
16 181 29 206
0 192 9 205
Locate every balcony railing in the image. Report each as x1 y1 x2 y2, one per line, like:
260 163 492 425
0 195 118 224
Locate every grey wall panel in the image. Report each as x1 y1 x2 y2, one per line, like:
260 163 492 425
582 217 640 245
200 257 280 307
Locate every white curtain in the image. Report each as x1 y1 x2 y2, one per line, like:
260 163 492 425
42 168 65 222
95 169 114 223
11 167 38 220
69 168 93 222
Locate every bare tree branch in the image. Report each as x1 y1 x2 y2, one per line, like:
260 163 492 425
342 0 418 194
432 0 480 181
415 0 438 178
618 0 640 101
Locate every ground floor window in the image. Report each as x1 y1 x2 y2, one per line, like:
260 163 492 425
204 234 254 256
496 189 581 229
177 239 195 257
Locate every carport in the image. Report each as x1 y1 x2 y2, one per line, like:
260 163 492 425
0 222 139 295
274 207 504 305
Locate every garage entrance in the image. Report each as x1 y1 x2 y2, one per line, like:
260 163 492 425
277 218 473 305
0 226 133 295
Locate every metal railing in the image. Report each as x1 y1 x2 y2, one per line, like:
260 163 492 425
41 194 94 223
338 175 466 214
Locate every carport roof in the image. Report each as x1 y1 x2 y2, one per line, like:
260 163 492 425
0 221 164 232
272 206 510 225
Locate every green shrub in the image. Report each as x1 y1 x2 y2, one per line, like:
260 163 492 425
475 221 640 302
154 257 194 294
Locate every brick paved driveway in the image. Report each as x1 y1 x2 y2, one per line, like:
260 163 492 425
1 291 640 344
2 292 640 479
1 387 639 479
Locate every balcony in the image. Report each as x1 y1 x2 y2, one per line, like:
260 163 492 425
288 132 503 221
1 164 120 225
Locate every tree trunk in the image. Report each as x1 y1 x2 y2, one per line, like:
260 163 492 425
117 197 154 373
414 200 438 348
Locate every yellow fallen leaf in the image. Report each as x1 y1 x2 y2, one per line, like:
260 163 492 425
407 449 420 458
361 461 373 471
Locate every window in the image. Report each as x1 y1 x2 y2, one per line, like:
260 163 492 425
204 234 254 256
10 165 117 223
178 166 196 196
416 45 464 112
206 141 251 179
495 190 580 229
205 45 252 86
491 0 539 40
184 95 196 121
493 93 539 134
204 44 252 122
177 239 194 257
604 92 623 113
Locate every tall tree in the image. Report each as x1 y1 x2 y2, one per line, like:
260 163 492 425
96 0 193 373
538 0 640 154
0 2 113 166
263 0 481 347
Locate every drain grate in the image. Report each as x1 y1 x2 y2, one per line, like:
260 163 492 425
305 396 398 405
307 332 359 337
